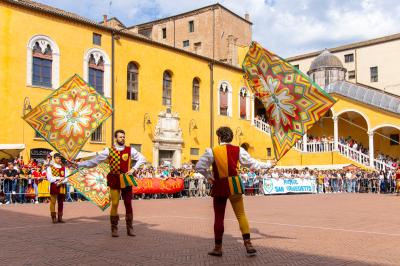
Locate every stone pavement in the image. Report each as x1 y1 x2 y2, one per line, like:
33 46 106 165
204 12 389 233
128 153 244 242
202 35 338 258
0 193 399 266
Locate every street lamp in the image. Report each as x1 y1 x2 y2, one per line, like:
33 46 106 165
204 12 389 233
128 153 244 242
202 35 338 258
143 113 152 131
22 97 32 116
235 127 244 144
189 119 198 135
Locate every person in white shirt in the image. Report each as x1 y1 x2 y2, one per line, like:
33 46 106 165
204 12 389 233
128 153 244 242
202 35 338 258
77 129 146 237
47 153 69 223
195 126 274 257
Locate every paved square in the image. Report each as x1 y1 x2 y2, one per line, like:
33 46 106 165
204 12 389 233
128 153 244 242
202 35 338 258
0 194 399 265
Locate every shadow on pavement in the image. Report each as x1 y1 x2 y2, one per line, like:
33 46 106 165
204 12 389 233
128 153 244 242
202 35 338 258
0 207 376 266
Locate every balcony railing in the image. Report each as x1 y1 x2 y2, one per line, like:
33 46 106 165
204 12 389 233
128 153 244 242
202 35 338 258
337 143 370 166
294 140 396 171
253 118 270 134
295 141 335 152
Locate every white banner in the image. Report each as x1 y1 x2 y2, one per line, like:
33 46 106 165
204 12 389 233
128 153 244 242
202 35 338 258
262 178 317 195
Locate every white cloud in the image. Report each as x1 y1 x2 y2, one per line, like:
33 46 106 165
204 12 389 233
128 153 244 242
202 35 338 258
36 0 400 57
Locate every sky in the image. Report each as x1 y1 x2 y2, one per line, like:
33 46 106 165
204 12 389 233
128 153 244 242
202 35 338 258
35 0 400 57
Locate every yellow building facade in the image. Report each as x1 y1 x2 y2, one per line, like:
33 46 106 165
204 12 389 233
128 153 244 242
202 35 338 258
0 0 398 170
0 0 272 166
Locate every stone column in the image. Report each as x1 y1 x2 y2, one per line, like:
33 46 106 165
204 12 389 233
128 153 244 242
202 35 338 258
152 145 159 167
333 116 339 151
302 133 307 152
174 149 182 168
368 131 374 167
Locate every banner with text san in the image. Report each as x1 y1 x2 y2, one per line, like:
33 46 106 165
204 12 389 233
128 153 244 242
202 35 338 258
262 178 317 195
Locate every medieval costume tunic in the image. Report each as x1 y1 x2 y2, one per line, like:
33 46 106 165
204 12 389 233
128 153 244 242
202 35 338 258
78 144 146 237
46 163 69 223
196 142 271 255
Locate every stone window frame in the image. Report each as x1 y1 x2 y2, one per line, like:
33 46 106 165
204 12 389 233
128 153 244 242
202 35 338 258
192 77 200 111
188 20 194 32
93 33 102 46
370 66 378 82
238 87 250 120
127 62 139 101
162 70 173 106
27 35 60 89
344 53 354 63
83 48 111 97
217 80 233 117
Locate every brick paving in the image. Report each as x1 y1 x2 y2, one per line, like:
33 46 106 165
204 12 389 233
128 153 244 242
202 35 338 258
0 193 400 265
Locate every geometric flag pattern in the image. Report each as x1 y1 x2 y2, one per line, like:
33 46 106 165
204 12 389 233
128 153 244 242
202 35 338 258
68 163 110 211
23 74 113 161
243 42 336 160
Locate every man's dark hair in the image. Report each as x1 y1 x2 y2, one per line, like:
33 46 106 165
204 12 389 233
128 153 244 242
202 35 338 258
53 153 62 159
114 129 125 138
216 127 233 143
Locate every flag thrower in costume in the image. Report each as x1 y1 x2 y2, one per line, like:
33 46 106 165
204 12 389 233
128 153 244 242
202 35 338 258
242 42 336 160
23 74 113 161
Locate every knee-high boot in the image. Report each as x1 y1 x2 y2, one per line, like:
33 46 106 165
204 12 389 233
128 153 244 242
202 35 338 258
51 212 57 224
110 215 119 237
125 214 135 236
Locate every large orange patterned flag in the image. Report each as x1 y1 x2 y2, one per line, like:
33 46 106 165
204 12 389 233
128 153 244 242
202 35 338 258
68 163 110 211
242 42 335 160
23 74 113 161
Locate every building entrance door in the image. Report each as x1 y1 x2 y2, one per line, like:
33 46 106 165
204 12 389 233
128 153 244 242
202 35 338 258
159 150 174 166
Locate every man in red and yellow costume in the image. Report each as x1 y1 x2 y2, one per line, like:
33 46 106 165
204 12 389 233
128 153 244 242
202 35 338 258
78 129 146 237
196 126 274 257
46 153 69 223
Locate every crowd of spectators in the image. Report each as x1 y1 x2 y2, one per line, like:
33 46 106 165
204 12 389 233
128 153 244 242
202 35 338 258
0 156 399 205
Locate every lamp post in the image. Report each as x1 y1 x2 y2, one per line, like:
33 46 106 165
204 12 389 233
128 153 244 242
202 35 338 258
22 97 32 116
111 27 127 144
235 127 244 145
143 113 152 131
189 119 198 135
22 97 32 158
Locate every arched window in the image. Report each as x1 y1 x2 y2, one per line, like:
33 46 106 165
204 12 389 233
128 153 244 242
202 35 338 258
27 35 60 88
82 49 110 143
83 48 111 97
239 88 248 119
219 82 229 116
127 62 139 100
32 42 52 87
88 54 104 94
162 71 172 106
192 78 200 111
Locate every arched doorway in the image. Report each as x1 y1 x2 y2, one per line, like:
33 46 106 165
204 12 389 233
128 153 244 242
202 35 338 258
336 110 370 166
372 125 400 170
302 110 335 152
254 98 267 121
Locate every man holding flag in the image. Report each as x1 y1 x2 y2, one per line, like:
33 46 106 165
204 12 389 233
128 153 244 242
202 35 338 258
78 129 147 237
196 126 274 257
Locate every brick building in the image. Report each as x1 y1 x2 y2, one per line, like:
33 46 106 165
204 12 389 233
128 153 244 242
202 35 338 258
128 4 252 66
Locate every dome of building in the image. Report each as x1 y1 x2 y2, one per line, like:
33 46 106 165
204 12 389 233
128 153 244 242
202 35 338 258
307 49 347 88
308 49 344 73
